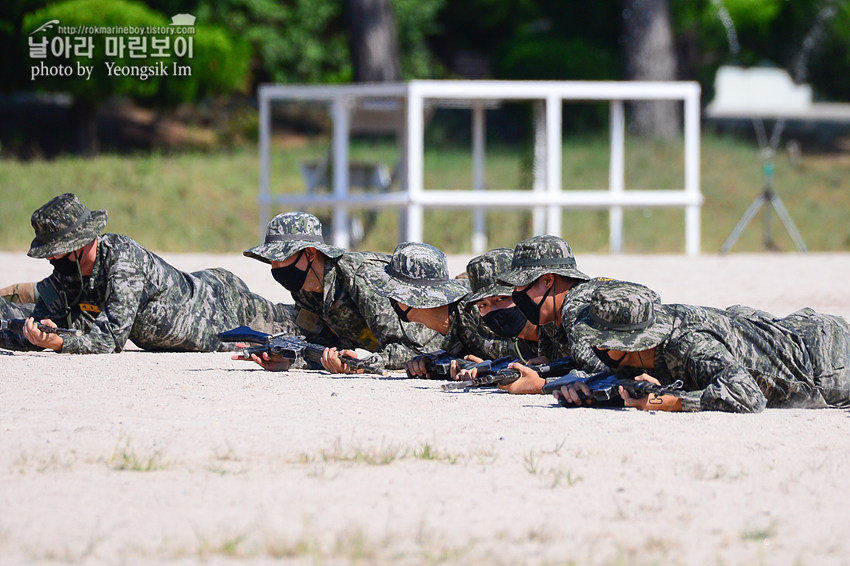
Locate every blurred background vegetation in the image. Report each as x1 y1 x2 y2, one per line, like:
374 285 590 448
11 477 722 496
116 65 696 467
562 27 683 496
1 0 849 254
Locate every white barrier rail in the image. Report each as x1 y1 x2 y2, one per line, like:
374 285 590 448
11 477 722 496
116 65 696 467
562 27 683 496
258 80 702 255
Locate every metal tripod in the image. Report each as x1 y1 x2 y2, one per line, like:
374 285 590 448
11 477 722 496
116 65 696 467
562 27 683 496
720 118 808 253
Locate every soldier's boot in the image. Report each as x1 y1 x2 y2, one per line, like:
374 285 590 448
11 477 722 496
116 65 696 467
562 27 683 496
0 282 37 304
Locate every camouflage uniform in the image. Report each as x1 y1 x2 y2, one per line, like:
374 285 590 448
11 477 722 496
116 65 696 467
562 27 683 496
574 282 850 413
0 297 36 351
465 248 538 362
244 212 443 369
368 241 515 360
0 297 34 319
25 193 296 354
500 234 659 377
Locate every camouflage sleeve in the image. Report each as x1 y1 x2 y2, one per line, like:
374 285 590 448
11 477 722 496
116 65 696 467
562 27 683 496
554 322 606 380
60 256 148 354
671 332 768 413
377 323 444 369
0 298 40 351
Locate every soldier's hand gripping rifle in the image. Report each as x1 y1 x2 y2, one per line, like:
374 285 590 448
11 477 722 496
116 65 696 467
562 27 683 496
218 326 384 376
441 356 577 391
542 368 683 406
404 350 502 379
1 318 82 337
426 355 515 386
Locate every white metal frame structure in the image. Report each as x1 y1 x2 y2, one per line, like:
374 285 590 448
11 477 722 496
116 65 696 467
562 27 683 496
258 80 703 255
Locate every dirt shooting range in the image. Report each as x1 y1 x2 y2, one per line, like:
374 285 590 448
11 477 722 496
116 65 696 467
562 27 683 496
2 1 850 564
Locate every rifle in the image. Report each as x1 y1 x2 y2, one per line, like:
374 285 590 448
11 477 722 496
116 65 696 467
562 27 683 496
542 368 683 406
218 326 384 376
405 350 502 379
1 318 82 337
442 357 577 391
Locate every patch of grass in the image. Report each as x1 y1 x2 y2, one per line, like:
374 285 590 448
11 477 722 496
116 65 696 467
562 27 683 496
264 535 321 560
189 528 395 563
296 439 466 467
196 534 247 558
524 450 540 474
741 524 776 542
3 132 848 254
475 449 497 466
299 439 401 466
13 451 75 473
414 529 471 565
106 442 167 472
524 445 582 488
332 528 383 563
412 442 458 463
547 468 583 488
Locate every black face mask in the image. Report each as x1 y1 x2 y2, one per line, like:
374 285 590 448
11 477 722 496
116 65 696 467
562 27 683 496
512 280 552 326
391 299 413 323
49 253 81 277
592 346 627 369
271 251 311 292
482 306 527 339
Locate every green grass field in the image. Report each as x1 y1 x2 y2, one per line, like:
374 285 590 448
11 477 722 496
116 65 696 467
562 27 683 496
2 132 848 254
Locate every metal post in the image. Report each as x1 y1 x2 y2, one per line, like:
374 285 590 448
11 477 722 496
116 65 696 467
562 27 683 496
331 95 351 249
472 100 487 254
545 94 562 236
532 100 546 236
609 100 625 253
258 87 272 243
406 85 424 243
397 96 409 243
763 161 774 247
684 88 702 256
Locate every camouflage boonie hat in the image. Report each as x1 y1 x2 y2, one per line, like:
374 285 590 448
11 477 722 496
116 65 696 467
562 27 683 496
498 235 590 287
465 247 515 305
573 281 672 351
28 193 108 258
244 212 345 264
369 242 469 309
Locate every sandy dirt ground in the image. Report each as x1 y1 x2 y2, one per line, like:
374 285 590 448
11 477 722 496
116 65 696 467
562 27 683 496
2 250 850 566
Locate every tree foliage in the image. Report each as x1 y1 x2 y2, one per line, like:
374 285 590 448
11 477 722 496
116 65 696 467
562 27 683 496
194 0 445 86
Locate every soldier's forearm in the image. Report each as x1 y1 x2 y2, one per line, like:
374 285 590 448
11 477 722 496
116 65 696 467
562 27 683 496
378 342 421 370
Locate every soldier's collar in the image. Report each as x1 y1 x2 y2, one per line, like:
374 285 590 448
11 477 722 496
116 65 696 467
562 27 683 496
439 302 461 339
87 239 106 288
652 345 672 383
321 257 339 311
